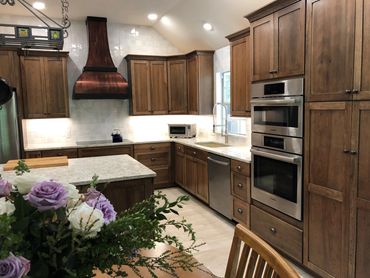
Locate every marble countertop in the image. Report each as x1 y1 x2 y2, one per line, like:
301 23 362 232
0 155 156 186
24 137 251 163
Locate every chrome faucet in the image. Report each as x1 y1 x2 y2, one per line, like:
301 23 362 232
212 102 229 144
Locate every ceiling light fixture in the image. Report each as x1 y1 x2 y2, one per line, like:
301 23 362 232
160 16 171 26
203 22 213 31
147 13 158 21
32 1 45 10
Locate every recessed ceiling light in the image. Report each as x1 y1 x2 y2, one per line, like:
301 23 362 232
148 13 158 21
203 22 213 31
160 16 171 26
32 1 45 10
130 28 139 37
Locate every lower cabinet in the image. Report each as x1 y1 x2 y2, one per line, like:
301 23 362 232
174 144 185 186
183 146 209 203
77 145 133 158
231 159 251 227
134 143 172 189
25 148 78 158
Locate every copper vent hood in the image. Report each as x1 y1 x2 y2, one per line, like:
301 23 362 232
73 17 129 99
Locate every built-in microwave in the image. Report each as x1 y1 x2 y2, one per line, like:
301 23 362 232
168 124 197 138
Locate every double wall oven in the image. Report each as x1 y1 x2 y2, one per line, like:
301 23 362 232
251 78 304 220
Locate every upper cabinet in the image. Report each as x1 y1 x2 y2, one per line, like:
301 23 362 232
226 28 251 117
126 56 168 115
167 58 188 114
19 50 69 119
187 51 214 115
125 51 214 116
246 0 305 82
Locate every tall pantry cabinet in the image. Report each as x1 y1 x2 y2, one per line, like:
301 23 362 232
304 0 370 277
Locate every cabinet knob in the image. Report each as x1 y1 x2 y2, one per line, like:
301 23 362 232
237 208 243 214
345 89 352 94
352 89 359 94
237 165 241 171
237 183 243 189
269 69 278 74
193 151 197 156
57 152 62 156
270 227 277 234
151 158 156 161
343 149 350 154
350 150 358 155
150 146 155 150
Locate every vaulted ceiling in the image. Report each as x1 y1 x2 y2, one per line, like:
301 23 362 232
0 0 274 51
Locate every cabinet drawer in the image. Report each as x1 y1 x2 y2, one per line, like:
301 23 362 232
233 198 250 227
153 166 170 187
231 160 250 176
135 152 169 167
231 172 250 202
42 148 78 158
25 151 42 158
251 206 303 262
175 143 185 153
185 146 208 161
78 145 133 158
134 143 170 153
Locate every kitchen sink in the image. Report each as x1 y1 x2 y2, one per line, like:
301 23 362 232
195 141 229 148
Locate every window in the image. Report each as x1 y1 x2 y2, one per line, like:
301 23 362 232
215 71 247 136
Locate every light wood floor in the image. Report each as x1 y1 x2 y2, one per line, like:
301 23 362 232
160 187 314 278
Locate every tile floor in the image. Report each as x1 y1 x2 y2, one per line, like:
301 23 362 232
160 187 314 278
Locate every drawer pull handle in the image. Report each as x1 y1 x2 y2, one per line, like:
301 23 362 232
151 158 156 161
237 208 243 214
270 227 277 234
193 151 197 156
150 147 155 150
57 152 62 156
237 165 241 171
237 183 243 189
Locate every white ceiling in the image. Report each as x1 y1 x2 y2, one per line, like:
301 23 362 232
0 0 274 52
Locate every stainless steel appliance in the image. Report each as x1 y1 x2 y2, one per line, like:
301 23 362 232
251 134 303 220
0 79 20 164
251 78 304 137
208 153 232 219
168 124 196 138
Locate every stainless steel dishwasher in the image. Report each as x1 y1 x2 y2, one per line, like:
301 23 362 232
208 153 232 219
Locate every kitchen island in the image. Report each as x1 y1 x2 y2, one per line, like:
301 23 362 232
0 155 156 213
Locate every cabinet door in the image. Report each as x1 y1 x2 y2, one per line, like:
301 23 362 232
131 60 151 115
187 56 198 114
20 56 46 118
355 0 370 100
230 36 251 116
351 102 370 278
196 158 208 203
168 59 187 114
184 155 197 194
44 57 69 117
306 0 355 101
274 0 305 78
150 61 168 114
175 151 185 186
250 14 274 81
304 102 352 278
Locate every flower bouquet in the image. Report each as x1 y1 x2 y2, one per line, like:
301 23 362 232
0 163 201 278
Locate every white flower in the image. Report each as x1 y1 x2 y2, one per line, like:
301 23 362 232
0 197 15 216
14 173 46 194
62 183 82 208
68 202 104 238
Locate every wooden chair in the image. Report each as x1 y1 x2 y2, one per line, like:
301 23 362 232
225 224 300 278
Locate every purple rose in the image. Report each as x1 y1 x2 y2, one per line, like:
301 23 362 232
85 189 116 224
24 181 67 211
0 254 30 278
0 179 12 197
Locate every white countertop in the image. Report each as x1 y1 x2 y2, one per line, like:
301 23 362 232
24 137 251 163
0 155 156 186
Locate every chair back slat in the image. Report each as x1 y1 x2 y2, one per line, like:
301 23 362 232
225 224 300 278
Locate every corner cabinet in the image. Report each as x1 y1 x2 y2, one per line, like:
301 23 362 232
187 51 214 115
246 0 305 81
125 56 168 115
167 58 188 114
19 50 69 118
226 29 251 117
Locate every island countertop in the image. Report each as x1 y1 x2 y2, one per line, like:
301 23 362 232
0 155 157 186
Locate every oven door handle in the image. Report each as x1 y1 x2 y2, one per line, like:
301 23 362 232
250 98 298 105
251 149 301 164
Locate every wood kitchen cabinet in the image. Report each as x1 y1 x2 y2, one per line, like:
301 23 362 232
226 29 251 117
174 143 185 186
167 59 187 114
134 143 172 189
186 51 214 115
19 50 69 118
183 146 209 203
246 0 305 82
78 145 133 158
125 56 168 115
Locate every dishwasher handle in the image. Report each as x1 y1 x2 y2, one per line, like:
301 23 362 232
207 156 230 166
